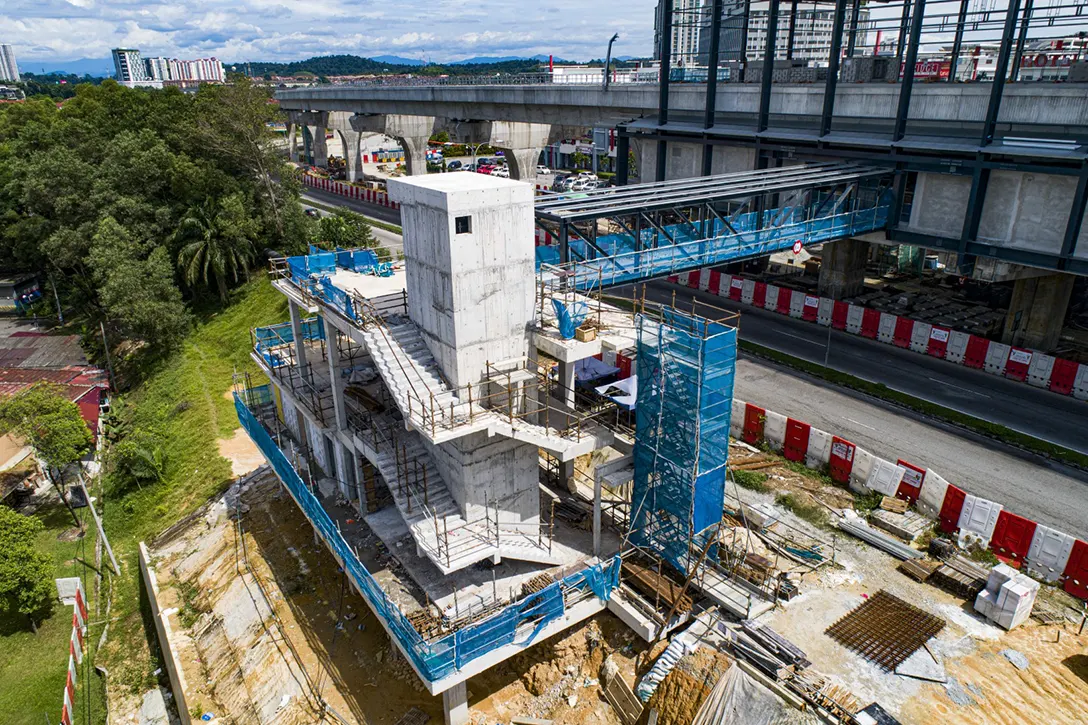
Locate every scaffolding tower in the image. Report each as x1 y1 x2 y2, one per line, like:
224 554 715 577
630 300 739 570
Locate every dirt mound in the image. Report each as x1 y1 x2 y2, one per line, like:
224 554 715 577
643 648 733 725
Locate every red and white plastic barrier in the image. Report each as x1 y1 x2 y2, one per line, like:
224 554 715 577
302 173 400 210
670 269 1088 402
58 581 88 725
724 395 1088 600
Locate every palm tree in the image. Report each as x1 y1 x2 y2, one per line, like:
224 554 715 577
174 194 258 302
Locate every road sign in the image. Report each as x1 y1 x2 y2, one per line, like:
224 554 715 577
792 240 803 255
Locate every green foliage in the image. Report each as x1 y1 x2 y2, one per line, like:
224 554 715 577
0 79 311 383
775 493 829 528
430 130 450 143
315 208 375 249
853 490 885 513
967 541 1000 565
571 151 590 169
0 508 55 625
731 469 770 493
0 383 92 469
15 73 105 100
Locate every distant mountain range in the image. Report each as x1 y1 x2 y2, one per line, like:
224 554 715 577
21 52 646 79
21 57 115 78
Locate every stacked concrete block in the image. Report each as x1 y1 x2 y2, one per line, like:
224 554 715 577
973 564 1040 630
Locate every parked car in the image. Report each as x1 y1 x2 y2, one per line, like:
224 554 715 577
477 157 493 166
536 165 551 175
577 172 599 181
446 159 463 170
304 207 320 217
477 164 496 175
492 167 510 178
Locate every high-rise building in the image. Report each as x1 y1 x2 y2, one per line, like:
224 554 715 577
144 56 170 81
112 48 157 87
0 44 20 83
657 1 870 66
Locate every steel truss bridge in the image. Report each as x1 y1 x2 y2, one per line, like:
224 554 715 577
534 162 892 290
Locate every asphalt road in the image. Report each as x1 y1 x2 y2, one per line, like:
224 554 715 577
641 281 1088 455
732 357 1088 536
300 187 402 226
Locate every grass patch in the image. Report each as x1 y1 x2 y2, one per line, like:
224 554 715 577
852 490 885 514
732 469 770 493
96 275 288 696
780 459 835 487
739 340 1088 470
0 502 108 725
774 493 829 528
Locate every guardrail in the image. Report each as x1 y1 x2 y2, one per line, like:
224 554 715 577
234 389 624 683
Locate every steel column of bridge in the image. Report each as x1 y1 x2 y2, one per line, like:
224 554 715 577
786 1 799 60
758 0 781 134
703 0 725 177
616 133 630 186
982 0 1023 146
949 0 970 82
1059 163 1088 269
893 0 926 143
657 0 674 182
1011 0 1035 81
846 0 863 57
896 0 911 62
820 0 849 137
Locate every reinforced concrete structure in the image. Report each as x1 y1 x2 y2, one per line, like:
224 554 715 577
236 171 793 723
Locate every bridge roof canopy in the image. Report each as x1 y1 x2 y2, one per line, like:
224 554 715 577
534 162 890 223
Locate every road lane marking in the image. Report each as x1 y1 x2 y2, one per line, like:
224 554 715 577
844 417 877 432
776 331 826 346
926 376 991 398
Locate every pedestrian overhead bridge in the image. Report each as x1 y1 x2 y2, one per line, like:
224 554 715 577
534 162 892 290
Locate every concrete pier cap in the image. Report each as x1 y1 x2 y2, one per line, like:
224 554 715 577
351 113 436 175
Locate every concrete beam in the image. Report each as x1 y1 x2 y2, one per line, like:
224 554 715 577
351 113 436 176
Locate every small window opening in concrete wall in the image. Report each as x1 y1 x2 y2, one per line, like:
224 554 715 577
455 216 472 234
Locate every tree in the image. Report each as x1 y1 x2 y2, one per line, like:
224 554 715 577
0 507 55 629
90 217 191 354
316 208 376 249
175 194 259 302
0 383 92 470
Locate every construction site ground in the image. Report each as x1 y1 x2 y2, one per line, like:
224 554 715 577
706 440 1088 725
166 426 1088 725
147 466 652 725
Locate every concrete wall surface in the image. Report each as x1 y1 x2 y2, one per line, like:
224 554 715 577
427 431 539 523
389 174 536 390
138 542 193 725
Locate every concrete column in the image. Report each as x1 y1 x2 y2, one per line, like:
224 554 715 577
442 682 469 725
818 238 869 299
1002 272 1074 352
336 129 364 181
556 360 576 410
504 147 544 182
326 327 348 430
307 126 328 168
288 300 309 377
287 123 299 163
336 441 356 500
593 470 602 557
351 114 435 176
353 452 368 513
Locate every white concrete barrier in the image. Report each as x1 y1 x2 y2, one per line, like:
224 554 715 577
763 411 788 449
877 312 897 344
805 428 832 469
945 330 971 363
909 321 932 354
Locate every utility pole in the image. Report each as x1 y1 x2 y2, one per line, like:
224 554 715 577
78 473 120 575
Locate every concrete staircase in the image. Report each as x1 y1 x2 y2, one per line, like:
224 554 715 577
359 318 611 459
361 423 499 575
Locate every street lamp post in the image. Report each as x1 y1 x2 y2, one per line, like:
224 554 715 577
603 33 620 91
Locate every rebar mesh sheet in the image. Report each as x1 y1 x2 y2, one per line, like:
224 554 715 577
825 590 945 672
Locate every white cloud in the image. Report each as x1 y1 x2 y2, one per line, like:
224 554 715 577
4 0 659 64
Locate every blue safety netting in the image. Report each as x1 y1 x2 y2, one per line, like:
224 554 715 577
234 391 623 685
253 318 324 368
288 252 336 279
556 185 891 290
630 308 737 570
315 275 358 321
536 245 561 269
552 298 590 339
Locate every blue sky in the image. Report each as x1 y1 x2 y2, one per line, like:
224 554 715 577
3 0 660 65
